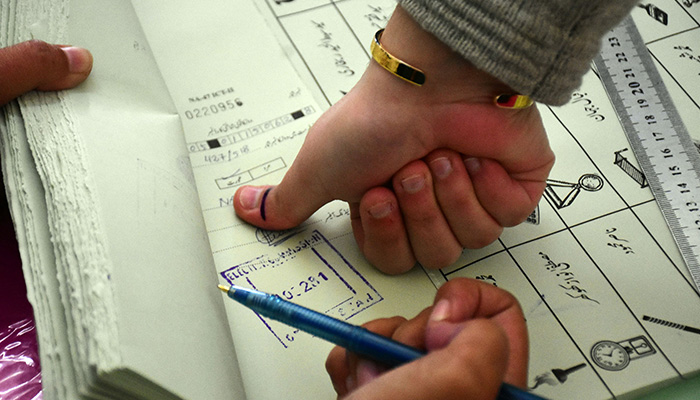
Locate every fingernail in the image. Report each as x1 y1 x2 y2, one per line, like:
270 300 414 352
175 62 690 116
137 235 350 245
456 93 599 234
429 157 453 179
464 157 481 173
61 46 92 73
429 299 451 322
238 186 265 210
401 174 425 193
368 201 392 219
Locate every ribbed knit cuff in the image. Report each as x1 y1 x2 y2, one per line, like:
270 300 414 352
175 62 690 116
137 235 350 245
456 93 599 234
397 0 638 105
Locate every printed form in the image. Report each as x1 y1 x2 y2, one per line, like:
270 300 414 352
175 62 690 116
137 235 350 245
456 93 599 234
132 0 700 399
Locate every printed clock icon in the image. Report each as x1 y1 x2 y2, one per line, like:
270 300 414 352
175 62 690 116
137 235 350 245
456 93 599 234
590 336 655 371
591 340 630 371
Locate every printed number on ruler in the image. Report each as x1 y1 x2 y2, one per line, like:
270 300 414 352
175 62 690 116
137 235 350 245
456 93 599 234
594 16 700 293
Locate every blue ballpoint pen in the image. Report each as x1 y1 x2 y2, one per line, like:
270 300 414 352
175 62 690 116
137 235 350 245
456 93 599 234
218 284 547 400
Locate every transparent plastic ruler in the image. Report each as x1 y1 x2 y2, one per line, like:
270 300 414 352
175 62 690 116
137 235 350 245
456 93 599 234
594 16 700 293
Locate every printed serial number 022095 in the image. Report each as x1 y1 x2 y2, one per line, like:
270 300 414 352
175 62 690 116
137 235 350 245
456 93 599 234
184 98 243 120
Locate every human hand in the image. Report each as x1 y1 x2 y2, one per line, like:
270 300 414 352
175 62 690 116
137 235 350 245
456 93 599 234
0 40 92 106
325 278 529 399
233 6 555 273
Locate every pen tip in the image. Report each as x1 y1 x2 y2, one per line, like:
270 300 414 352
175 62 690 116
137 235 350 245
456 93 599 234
217 284 231 293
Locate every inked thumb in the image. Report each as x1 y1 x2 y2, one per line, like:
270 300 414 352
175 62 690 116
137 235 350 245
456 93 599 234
233 178 331 230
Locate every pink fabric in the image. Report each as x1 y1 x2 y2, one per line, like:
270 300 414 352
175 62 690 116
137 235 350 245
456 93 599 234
0 319 42 400
1 176 43 400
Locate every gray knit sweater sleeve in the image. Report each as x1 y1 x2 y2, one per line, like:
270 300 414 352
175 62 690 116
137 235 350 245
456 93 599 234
397 0 639 105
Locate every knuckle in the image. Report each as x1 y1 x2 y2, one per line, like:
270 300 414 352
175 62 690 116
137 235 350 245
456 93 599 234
501 206 536 227
460 228 502 249
417 248 460 270
24 40 61 63
371 256 415 275
18 40 67 80
402 205 442 226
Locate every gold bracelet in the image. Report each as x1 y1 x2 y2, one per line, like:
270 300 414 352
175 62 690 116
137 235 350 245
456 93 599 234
370 29 426 86
369 29 533 109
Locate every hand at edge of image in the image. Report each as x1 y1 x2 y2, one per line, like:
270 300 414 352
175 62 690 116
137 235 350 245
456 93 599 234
325 278 529 400
0 40 92 106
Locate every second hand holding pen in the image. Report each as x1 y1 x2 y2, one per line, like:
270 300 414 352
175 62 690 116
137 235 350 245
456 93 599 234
218 284 547 400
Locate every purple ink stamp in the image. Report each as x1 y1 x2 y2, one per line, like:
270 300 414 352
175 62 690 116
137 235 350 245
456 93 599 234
220 230 382 347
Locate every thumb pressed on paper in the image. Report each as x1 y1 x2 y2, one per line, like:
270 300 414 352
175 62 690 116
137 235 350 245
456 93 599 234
233 183 327 230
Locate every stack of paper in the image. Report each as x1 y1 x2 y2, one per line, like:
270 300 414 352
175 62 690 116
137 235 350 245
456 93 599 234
1 0 245 399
